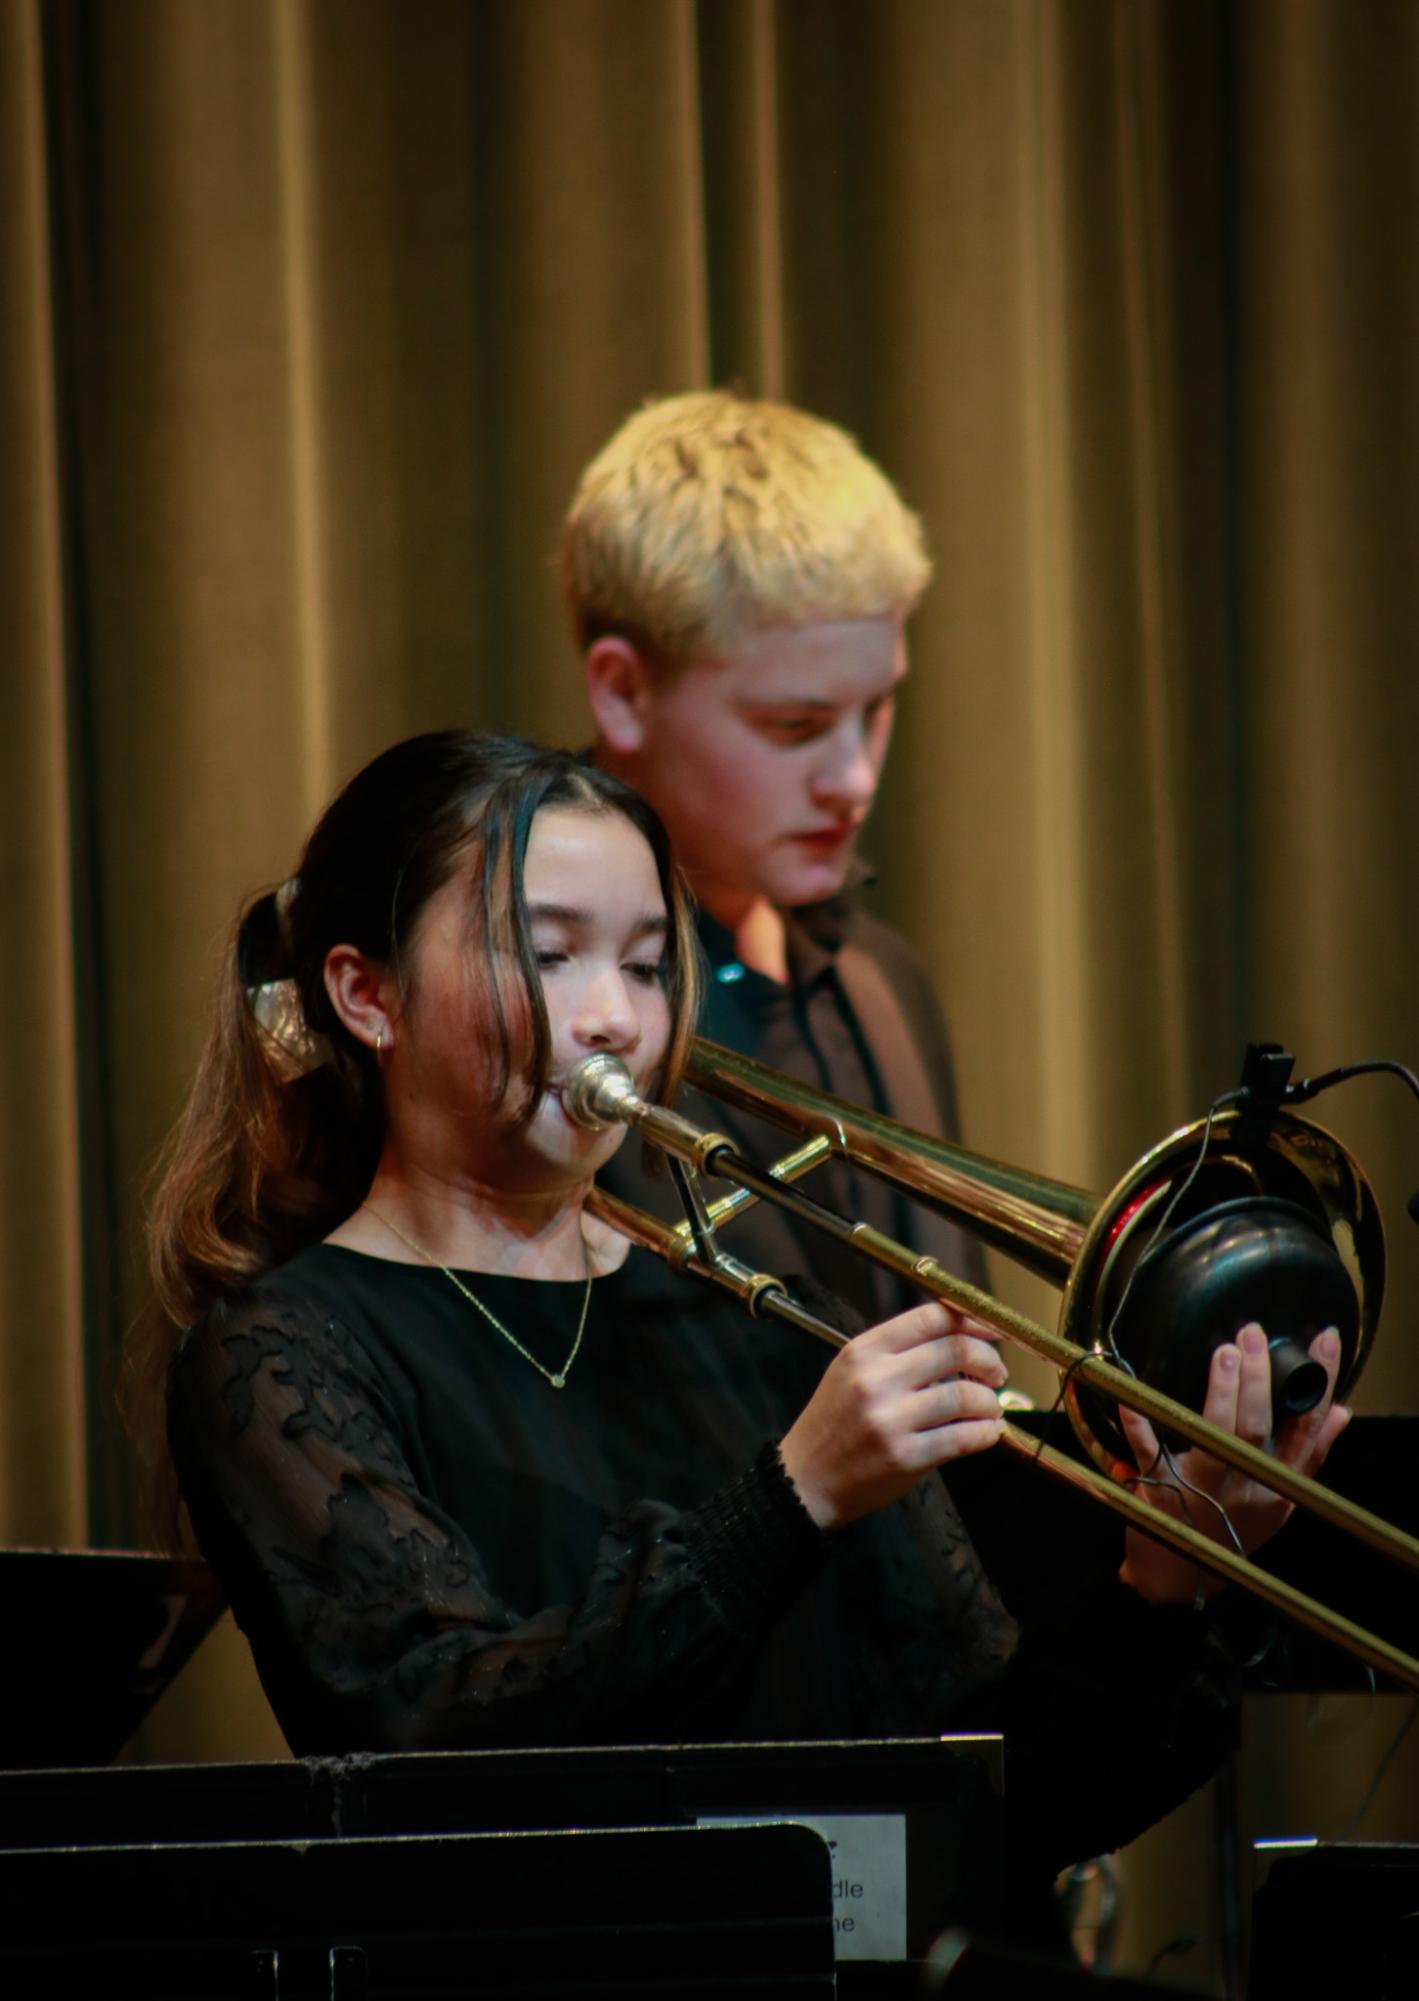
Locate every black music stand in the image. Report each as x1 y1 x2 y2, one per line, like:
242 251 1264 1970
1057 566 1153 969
0 1548 223 1767
1250 1840 1419 2000
0 1820 835 1998
0 1736 1004 1993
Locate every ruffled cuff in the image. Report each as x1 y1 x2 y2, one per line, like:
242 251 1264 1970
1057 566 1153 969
683 1441 832 1634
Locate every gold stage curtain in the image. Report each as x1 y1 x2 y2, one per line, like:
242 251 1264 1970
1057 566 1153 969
4 0 1417 1979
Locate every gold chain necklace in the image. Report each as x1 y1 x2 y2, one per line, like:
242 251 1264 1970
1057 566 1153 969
362 1204 593 1390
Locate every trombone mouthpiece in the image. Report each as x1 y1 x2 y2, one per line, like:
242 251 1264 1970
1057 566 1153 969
562 1054 642 1131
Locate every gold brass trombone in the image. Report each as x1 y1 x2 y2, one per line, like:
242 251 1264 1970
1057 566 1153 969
570 1041 1419 1692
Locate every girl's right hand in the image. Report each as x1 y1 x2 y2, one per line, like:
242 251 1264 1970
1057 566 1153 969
778 1300 1007 1530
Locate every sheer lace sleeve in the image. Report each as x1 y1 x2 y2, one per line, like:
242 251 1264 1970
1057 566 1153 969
168 1287 830 1755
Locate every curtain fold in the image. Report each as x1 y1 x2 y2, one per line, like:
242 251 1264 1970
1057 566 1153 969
4 0 1417 1970
1240 0 1419 1414
1 0 88 1545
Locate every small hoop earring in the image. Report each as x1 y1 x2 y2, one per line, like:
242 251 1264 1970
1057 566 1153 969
376 1028 384 1057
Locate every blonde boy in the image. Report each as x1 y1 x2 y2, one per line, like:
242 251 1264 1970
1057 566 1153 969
563 391 980 1318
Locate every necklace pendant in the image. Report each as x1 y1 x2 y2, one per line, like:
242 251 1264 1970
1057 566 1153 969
550 1372 567 1389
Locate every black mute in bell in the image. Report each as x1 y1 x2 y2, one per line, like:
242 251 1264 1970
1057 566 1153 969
1109 1196 1357 1441
1263 1336 1329 1415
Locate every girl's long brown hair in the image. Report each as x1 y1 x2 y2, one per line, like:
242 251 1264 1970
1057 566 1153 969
123 731 700 1539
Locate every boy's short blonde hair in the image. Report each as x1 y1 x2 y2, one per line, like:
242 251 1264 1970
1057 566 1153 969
562 390 932 663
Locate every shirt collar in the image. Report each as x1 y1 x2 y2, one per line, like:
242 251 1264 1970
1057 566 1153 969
695 856 876 993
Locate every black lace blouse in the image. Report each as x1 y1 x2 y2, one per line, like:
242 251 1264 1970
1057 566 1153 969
169 1244 1236 1872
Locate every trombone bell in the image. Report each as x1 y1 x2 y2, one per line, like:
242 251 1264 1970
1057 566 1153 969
1058 1105 1382 1470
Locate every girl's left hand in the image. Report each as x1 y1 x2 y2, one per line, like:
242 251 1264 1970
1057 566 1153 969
1116 1322 1350 1606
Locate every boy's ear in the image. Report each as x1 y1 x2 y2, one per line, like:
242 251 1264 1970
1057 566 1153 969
324 945 396 1053
585 636 657 755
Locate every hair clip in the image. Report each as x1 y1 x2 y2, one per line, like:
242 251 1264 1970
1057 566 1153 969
248 979 332 1081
